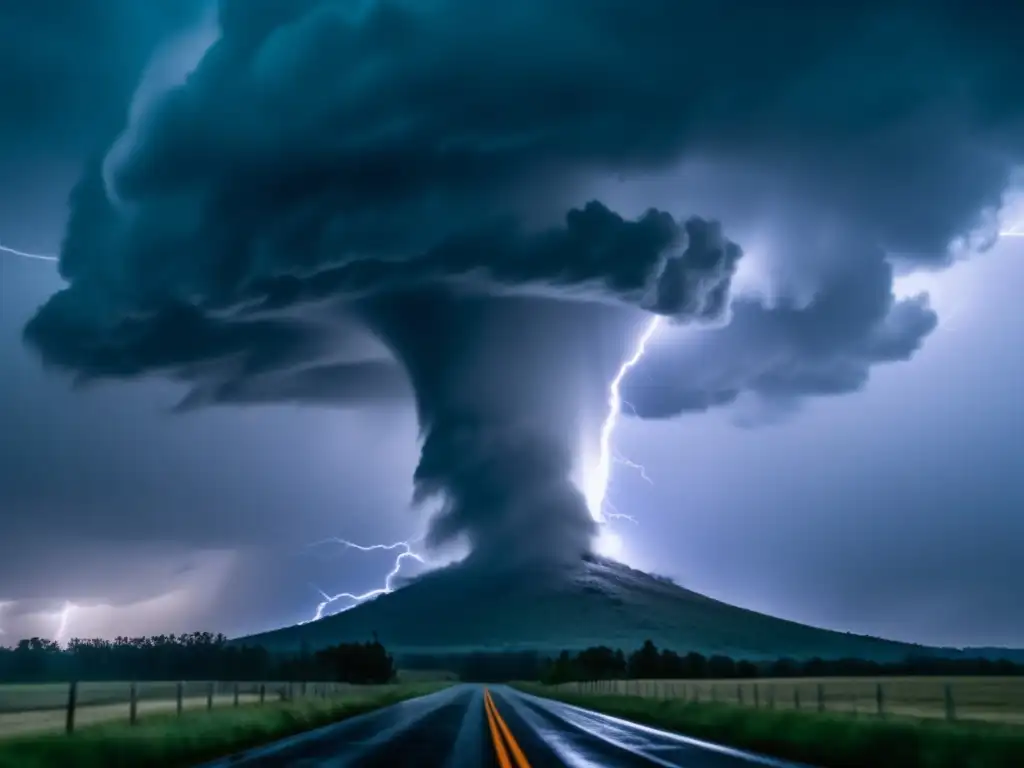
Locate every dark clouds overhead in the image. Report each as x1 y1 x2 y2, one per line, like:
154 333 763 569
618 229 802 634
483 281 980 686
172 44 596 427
21 0 1024 567
0 1 206 154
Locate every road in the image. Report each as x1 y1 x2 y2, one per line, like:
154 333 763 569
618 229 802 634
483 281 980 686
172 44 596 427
199 684 811 768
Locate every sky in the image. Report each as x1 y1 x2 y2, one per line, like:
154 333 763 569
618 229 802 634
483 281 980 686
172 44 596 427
1 1 1023 649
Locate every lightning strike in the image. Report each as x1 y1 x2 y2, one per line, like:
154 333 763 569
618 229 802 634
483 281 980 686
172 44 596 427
302 539 424 623
0 243 58 261
54 602 74 647
603 499 639 524
586 315 663 523
614 451 655 485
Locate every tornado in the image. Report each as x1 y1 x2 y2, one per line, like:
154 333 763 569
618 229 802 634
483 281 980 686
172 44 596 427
358 290 651 569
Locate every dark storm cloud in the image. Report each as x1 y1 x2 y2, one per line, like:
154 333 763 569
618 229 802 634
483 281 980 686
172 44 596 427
173 360 410 411
0 1 206 153
622 245 940 418
22 0 1024 565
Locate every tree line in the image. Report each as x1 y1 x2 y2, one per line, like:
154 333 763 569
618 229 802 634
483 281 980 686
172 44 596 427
5 632 1020 684
403 642 1024 683
0 632 395 684
541 640 1024 684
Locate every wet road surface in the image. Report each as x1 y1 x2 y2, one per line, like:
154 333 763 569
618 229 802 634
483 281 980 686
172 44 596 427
198 684 811 767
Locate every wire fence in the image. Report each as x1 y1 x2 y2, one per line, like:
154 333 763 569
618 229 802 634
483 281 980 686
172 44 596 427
0 680 387 736
553 677 1024 725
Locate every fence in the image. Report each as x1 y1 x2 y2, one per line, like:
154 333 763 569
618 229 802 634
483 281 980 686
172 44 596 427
553 677 1024 725
0 680 378 736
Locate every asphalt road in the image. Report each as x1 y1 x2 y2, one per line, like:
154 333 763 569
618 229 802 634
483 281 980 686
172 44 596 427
199 684 811 768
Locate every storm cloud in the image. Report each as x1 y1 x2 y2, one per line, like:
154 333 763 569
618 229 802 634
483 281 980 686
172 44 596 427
621 242 940 419
23 0 1024 569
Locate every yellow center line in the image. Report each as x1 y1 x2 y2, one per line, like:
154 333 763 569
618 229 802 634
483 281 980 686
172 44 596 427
485 689 533 768
484 688 514 768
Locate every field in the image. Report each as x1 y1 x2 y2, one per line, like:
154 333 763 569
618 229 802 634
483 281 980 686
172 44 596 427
551 676 1024 724
0 682 447 768
0 680 385 737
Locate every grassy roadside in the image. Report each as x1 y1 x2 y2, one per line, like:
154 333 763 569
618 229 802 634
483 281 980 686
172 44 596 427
514 684 1024 768
0 682 449 768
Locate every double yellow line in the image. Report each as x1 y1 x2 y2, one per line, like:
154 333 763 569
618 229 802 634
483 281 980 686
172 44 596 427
483 688 532 768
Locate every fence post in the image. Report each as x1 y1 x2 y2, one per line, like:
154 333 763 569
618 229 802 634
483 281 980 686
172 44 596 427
710 684 717 703
301 681 307 698
737 684 744 706
944 684 956 721
753 683 760 709
817 683 825 713
260 683 266 705
65 681 78 735
876 683 885 717
176 681 184 716
794 687 801 710
233 682 240 707
207 682 214 710
694 686 700 703
768 685 775 709
129 681 138 726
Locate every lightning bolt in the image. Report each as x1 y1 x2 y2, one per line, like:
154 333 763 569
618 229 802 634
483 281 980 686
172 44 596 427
0 243 58 262
614 451 654 485
54 602 74 647
302 539 425 623
586 315 663 523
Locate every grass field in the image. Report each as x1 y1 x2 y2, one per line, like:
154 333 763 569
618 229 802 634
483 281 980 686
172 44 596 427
0 682 447 768
0 680 389 737
520 685 1024 768
551 677 1024 724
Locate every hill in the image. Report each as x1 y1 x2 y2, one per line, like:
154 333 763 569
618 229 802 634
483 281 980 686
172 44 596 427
237 557 1004 662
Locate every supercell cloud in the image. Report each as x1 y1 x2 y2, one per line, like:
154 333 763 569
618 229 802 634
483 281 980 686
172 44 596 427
24 0 1024 566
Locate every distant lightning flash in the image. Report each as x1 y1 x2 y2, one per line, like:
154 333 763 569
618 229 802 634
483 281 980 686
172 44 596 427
302 539 424 623
587 315 663 523
54 602 74 647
